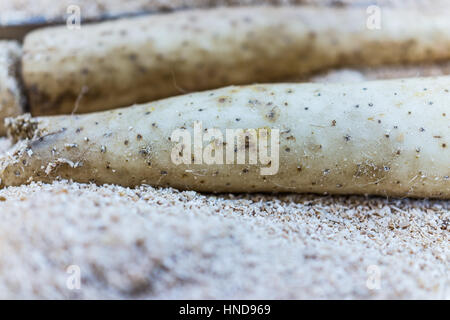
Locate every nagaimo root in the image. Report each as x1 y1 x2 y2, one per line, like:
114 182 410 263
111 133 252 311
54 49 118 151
0 41 24 136
1 77 449 198
22 6 450 116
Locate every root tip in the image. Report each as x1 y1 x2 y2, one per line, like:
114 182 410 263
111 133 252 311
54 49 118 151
5 113 39 143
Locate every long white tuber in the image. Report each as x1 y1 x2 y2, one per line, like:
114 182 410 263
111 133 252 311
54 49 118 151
1 77 449 198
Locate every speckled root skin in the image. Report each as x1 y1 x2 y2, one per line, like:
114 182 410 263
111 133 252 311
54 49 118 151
23 6 450 116
0 41 24 136
1 78 449 198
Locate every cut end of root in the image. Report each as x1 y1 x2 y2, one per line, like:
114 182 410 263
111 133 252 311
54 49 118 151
5 113 40 143
0 139 32 188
